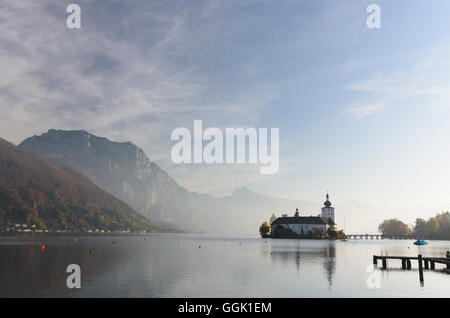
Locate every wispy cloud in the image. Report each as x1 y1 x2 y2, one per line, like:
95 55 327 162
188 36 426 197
3 0 450 206
345 48 450 118
0 0 284 194
0 1 274 144
346 103 385 119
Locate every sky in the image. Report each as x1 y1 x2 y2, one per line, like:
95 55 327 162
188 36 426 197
1 0 450 218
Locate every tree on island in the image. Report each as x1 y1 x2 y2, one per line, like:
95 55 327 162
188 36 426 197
378 218 412 236
259 221 270 237
326 219 345 239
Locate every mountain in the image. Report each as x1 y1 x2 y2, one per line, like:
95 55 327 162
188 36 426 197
0 137 161 232
19 130 388 235
20 129 204 232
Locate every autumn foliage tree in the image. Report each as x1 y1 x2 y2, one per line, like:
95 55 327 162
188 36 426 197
312 227 324 239
327 225 346 240
378 218 411 236
378 213 450 240
259 221 270 237
413 212 450 239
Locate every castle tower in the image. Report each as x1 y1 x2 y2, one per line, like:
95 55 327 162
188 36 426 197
321 192 335 224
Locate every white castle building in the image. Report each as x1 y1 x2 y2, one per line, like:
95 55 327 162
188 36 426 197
270 193 336 238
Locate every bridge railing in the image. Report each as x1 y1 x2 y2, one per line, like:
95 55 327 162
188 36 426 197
345 234 414 240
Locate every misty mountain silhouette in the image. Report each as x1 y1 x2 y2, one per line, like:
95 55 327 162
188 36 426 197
19 130 389 234
0 136 159 232
20 129 205 232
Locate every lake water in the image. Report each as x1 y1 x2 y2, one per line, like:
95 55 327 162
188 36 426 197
0 234 449 297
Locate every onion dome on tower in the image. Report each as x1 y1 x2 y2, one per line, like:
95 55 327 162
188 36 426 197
324 193 332 207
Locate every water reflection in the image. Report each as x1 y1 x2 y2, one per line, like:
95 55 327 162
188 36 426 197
1 235 449 297
268 241 336 288
324 244 335 289
0 236 139 297
0 236 190 297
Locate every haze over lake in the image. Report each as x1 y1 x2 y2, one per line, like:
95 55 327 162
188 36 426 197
0 235 449 297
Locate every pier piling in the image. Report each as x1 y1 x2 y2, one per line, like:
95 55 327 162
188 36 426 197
447 251 450 271
418 254 424 283
373 252 450 284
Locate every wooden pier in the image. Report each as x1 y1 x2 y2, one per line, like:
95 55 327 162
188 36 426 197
373 252 450 283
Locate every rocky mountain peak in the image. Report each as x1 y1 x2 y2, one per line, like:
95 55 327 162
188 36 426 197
19 129 202 231
20 129 164 182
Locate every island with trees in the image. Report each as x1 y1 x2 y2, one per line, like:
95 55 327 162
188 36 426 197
260 197 345 240
259 211 345 240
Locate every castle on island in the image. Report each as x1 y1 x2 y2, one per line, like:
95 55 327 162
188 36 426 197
268 193 336 238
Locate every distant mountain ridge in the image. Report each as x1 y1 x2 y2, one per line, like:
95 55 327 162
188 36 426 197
19 129 390 234
20 129 204 232
195 187 385 234
0 137 160 232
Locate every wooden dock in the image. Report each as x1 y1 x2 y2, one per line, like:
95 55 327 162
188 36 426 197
373 252 450 283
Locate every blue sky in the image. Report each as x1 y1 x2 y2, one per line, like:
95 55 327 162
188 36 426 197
1 0 450 214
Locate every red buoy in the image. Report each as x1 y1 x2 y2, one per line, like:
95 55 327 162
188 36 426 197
40 245 45 250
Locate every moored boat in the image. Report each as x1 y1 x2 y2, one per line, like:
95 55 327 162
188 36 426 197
413 239 428 245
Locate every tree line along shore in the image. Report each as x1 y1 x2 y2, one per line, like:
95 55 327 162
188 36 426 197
378 212 450 240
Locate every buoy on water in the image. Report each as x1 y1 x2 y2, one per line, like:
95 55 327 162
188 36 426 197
89 249 94 255
40 245 45 250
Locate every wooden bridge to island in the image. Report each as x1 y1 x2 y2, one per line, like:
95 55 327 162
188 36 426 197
345 234 414 240
373 252 450 283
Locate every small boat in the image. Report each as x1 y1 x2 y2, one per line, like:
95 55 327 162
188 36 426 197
414 239 428 245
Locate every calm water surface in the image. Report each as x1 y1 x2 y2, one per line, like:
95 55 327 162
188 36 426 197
0 234 449 297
